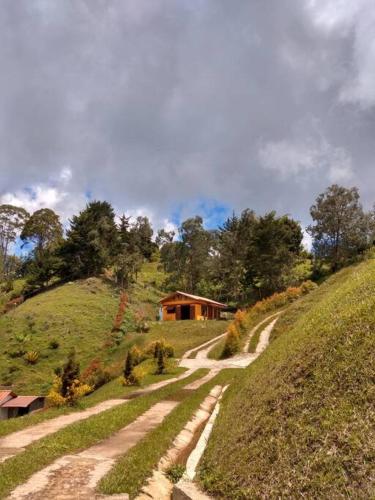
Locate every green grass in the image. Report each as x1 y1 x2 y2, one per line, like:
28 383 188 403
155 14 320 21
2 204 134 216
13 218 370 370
98 369 239 498
199 259 375 498
0 279 26 310
0 363 187 438
0 369 207 499
0 277 120 394
207 311 284 360
125 320 229 359
0 261 225 394
246 315 276 353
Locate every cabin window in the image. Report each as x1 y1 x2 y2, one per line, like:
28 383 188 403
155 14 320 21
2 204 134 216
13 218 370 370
167 306 176 314
201 305 207 316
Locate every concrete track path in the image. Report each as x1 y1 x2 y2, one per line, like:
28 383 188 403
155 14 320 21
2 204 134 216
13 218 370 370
0 368 195 464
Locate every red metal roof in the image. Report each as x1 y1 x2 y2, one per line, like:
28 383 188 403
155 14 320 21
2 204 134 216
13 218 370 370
0 390 16 406
160 291 226 307
1 396 41 408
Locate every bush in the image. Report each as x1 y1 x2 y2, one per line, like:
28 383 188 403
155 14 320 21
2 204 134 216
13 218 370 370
129 345 145 366
81 358 112 389
112 290 128 332
221 324 240 358
24 350 39 365
166 464 186 483
49 339 60 349
156 347 165 374
300 280 318 294
234 309 247 333
46 375 92 407
144 338 174 359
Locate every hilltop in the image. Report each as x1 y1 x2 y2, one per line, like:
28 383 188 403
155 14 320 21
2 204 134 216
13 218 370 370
199 257 375 498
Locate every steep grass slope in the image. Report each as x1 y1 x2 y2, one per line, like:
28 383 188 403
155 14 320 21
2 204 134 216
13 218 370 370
0 278 119 394
199 259 375 498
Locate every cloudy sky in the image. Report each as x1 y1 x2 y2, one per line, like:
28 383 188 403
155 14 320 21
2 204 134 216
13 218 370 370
1 0 375 237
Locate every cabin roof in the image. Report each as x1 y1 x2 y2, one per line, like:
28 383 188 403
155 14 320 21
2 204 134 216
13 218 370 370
1 396 42 408
0 390 16 406
160 291 226 308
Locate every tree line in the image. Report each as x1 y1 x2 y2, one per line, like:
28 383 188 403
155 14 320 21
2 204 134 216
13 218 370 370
0 184 374 304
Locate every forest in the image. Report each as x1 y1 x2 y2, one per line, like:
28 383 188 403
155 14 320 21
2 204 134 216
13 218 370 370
0 184 374 306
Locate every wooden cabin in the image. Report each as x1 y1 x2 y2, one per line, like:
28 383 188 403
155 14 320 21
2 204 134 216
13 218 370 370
160 291 226 321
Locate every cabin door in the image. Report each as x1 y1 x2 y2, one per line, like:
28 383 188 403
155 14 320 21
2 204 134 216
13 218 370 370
181 305 190 320
189 305 195 320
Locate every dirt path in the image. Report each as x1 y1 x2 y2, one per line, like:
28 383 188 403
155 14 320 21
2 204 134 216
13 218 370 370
243 311 282 353
182 332 227 359
0 368 195 464
179 314 280 371
9 400 179 500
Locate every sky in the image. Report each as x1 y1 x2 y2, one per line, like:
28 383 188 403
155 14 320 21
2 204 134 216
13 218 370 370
1 0 375 243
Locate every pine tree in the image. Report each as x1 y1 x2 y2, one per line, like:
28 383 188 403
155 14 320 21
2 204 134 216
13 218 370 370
124 350 133 380
61 349 80 397
156 347 165 375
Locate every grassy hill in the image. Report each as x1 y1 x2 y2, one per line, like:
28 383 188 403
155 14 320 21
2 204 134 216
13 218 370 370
199 257 375 498
0 277 120 394
0 262 228 395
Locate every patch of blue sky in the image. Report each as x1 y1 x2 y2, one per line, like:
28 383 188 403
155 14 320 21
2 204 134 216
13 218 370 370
170 198 232 232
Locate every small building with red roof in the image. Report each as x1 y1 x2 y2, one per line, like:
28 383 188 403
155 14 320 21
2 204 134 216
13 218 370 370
0 390 44 420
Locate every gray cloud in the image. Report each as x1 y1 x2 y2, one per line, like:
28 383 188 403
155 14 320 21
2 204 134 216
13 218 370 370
1 0 375 230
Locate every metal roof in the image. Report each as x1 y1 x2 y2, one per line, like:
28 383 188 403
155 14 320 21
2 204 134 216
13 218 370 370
160 291 226 308
1 396 42 408
0 390 16 406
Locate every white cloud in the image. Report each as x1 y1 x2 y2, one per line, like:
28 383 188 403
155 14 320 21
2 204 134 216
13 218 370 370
0 167 86 223
302 228 313 251
309 0 375 109
259 134 353 183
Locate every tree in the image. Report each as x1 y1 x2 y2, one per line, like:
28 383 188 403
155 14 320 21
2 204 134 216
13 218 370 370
156 228 175 248
59 201 119 278
159 216 213 294
130 216 156 260
213 210 257 303
245 212 303 297
114 251 142 288
0 205 29 278
308 185 371 271
61 349 80 398
21 208 63 253
124 350 133 381
156 347 165 374
21 209 63 289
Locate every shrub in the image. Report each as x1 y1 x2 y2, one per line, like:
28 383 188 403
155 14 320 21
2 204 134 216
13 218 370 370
46 375 92 407
124 350 134 381
144 338 174 359
166 464 186 483
129 345 145 366
234 309 247 333
156 347 166 374
24 350 39 365
300 280 318 294
112 290 128 332
61 349 80 398
81 358 112 389
49 339 60 349
221 324 240 358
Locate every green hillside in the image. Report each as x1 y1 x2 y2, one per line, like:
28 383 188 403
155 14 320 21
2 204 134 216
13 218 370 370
0 277 119 394
0 262 227 395
199 257 375 498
